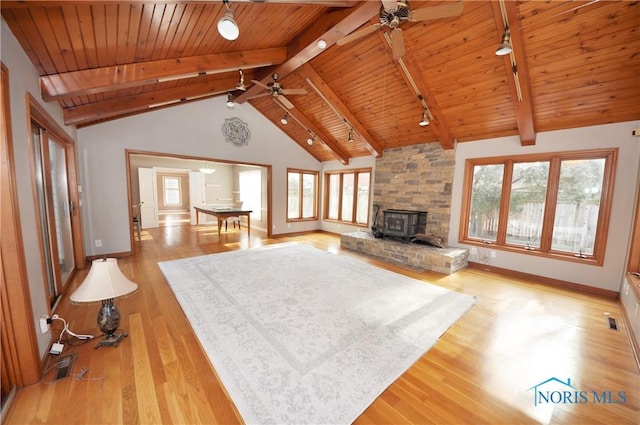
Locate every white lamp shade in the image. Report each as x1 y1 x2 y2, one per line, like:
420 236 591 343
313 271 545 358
70 258 138 303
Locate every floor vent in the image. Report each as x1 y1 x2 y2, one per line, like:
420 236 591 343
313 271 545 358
607 317 619 331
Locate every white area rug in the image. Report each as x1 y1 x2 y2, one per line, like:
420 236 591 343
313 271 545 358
158 243 475 424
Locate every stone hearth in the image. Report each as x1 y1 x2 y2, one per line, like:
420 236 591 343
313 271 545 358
340 231 468 275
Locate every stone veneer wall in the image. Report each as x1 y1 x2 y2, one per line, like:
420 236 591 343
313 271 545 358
374 143 455 239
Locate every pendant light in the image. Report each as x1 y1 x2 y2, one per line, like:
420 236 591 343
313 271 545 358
218 0 239 41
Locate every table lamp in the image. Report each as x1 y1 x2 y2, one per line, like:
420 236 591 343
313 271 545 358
70 258 138 348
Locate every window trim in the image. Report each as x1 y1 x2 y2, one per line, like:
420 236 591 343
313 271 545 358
286 168 319 222
459 149 617 266
323 168 372 227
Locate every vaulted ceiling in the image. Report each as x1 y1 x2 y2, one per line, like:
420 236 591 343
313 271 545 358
2 1 639 163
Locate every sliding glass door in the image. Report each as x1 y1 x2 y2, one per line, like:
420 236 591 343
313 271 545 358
32 125 76 306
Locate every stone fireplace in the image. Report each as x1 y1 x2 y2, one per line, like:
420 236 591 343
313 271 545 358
382 209 428 241
373 143 455 240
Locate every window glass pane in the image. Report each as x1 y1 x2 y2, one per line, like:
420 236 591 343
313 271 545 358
164 177 180 205
551 158 605 255
341 173 354 221
356 172 370 224
287 172 300 219
328 174 340 220
302 173 315 218
506 161 549 247
468 164 504 242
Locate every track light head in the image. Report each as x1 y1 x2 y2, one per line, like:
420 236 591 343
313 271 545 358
495 26 512 56
419 110 429 127
218 1 239 41
347 129 354 143
280 113 289 125
226 92 235 108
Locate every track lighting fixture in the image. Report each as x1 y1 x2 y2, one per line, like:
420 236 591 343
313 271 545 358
280 113 289 125
236 69 246 91
226 92 235 108
347 129 354 143
307 135 315 145
419 110 430 127
218 0 239 41
495 26 512 56
317 39 327 49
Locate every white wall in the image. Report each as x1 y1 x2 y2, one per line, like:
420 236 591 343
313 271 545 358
449 121 640 292
2 18 79 355
77 97 322 256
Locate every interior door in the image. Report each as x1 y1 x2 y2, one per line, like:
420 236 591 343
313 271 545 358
138 167 159 229
189 171 205 225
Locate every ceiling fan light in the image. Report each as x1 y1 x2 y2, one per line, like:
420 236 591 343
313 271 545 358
218 7 239 41
495 27 512 56
419 110 430 127
226 92 235 108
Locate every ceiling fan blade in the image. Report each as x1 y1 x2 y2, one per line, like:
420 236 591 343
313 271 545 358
390 28 405 60
251 79 270 89
336 24 381 46
409 1 464 22
281 88 307 96
275 95 295 110
247 92 271 100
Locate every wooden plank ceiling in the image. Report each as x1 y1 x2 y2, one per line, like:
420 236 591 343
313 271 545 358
2 1 639 163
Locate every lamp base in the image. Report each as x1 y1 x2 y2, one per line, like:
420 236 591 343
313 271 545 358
94 331 128 349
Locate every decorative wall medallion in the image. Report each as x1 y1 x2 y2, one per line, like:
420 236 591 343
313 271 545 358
222 117 251 147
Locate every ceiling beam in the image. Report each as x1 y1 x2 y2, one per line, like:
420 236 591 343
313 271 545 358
235 0 381 104
63 75 241 126
491 0 536 146
40 48 286 101
271 98 350 165
297 63 382 157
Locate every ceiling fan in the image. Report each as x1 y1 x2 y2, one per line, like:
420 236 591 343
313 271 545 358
249 73 307 109
336 0 464 60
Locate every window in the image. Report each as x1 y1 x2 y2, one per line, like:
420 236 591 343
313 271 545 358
287 169 318 221
324 169 371 226
162 176 181 206
460 149 617 264
239 169 262 220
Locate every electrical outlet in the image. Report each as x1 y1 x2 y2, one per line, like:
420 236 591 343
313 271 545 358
95 239 102 247
470 247 478 255
39 317 50 334
490 250 497 258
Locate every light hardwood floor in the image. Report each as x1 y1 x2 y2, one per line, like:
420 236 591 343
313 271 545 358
5 224 639 424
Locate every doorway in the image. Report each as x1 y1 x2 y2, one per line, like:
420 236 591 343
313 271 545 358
126 151 272 246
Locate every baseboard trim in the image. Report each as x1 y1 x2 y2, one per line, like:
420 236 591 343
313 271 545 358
467 261 618 299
